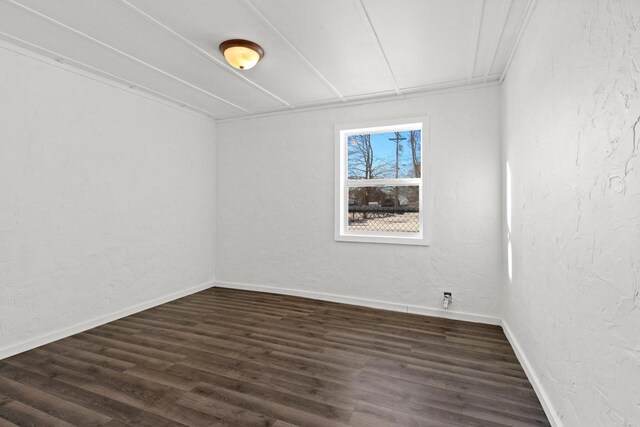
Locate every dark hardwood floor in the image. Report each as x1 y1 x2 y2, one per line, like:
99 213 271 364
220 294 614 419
0 287 550 426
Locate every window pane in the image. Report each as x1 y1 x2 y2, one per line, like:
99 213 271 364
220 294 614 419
347 130 421 179
348 186 420 233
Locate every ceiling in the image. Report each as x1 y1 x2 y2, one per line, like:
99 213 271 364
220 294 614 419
0 0 532 120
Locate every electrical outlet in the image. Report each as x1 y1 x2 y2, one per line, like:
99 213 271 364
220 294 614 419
443 292 452 309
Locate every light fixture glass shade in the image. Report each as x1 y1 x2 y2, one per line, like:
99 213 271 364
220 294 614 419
219 40 264 70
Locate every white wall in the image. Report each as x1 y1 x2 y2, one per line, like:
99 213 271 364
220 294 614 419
0 44 216 356
216 86 502 319
502 1 640 425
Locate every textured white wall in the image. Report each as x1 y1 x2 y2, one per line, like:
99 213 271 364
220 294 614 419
0 45 216 355
502 1 640 425
216 86 502 318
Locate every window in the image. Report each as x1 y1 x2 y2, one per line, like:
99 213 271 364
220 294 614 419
335 117 430 245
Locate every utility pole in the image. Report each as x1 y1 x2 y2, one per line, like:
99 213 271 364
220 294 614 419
388 132 406 207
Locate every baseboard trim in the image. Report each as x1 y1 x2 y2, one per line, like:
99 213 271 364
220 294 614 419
0 277 558 426
214 281 501 325
215 281 563 424
0 280 215 360
502 320 562 427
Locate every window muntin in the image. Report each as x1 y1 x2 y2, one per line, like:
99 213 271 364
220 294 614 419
336 118 429 245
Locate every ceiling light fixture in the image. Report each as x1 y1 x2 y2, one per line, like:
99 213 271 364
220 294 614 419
219 39 264 70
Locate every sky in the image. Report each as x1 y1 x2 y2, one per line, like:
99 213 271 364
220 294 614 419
348 130 421 179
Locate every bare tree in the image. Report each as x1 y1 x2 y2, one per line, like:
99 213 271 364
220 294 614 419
348 134 394 179
348 134 394 219
348 134 373 179
408 130 421 178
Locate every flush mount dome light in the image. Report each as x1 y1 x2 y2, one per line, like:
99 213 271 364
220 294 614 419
219 39 264 70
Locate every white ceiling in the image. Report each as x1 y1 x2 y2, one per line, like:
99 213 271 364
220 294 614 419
0 0 531 120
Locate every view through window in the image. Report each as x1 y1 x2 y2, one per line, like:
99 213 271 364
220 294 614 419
336 119 429 245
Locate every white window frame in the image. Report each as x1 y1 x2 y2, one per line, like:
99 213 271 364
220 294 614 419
335 117 431 246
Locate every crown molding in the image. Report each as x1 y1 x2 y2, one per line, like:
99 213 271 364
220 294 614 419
217 77 501 122
6 0 247 112
500 0 538 84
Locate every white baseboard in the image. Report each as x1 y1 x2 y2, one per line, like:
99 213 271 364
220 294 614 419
0 277 558 427
215 281 563 425
0 280 215 360
502 320 562 427
214 281 501 326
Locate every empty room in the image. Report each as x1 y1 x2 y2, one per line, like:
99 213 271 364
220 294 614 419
0 0 638 426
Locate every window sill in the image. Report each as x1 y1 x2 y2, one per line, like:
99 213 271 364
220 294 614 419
335 233 430 246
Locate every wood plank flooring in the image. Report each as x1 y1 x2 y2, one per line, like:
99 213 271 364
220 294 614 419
0 287 550 426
